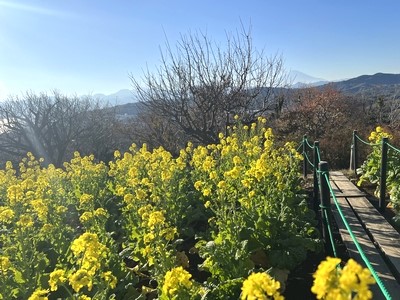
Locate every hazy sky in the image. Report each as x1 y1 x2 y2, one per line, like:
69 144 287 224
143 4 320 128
1 0 399 100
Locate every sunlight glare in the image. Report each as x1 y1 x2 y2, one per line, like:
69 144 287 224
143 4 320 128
0 0 72 18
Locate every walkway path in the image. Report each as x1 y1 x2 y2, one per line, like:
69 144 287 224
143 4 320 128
329 171 400 299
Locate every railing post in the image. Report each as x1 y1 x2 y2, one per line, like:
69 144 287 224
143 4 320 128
303 135 307 178
353 130 358 174
379 137 388 212
318 161 332 255
313 141 320 210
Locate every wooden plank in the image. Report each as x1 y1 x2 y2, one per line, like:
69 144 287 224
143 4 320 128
329 172 366 197
330 196 400 299
329 171 400 297
346 196 400 277
330 171 400 275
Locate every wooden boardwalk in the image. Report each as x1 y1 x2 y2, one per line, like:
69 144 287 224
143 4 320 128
329 171 400 299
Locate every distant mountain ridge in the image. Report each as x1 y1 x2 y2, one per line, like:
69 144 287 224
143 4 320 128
94 89 137 105
102 72 400 118
328 72 400 94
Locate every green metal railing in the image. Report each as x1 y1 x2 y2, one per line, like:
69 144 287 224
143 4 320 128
300 135 392 300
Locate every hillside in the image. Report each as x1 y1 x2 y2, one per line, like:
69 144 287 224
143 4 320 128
107 73 400 117
329 73 400 94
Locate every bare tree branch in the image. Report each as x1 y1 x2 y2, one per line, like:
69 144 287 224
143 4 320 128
130 27 288 146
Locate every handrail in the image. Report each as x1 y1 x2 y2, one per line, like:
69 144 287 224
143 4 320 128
299 137 321 172
387 141 400 154
354 133 379 147
304 137 315 149
315 146 321 163
323 171 392 300
323 205 338 258
298 135 392 299
296 142 303 152
303 151 315 169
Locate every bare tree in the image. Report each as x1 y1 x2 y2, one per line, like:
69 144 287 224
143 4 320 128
0 91 117 166
130 28 288 146
117 105 190 155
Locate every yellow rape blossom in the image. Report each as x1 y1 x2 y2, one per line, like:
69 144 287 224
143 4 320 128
70 232 108 275
217 180 226 189
49 269 67 291
30 199 48 221
241 179 251 189
28 289 49 300
69 269 93 292
123 193 134 204
40 223 53 234
147 211 165 229
241 272 283 300
135 188 147 200
138 204 152 218
79 194 94 206
194 181 203 191
340 259 375 299
0 256 11 271
144 232 155 244
7 184 24 205
162 227 177 241
93 208 108 217
0 207 14 223
209 171 217 180
162 266 193 298
311 257 375 300
16 214 34 227
202 188 211 197
79 212 93 223
114 150 121 158
56 205 68 214
311 257 340 298
101 271 117 289
224 166 241 179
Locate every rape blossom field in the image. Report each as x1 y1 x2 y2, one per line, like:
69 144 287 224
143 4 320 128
0 117 375 299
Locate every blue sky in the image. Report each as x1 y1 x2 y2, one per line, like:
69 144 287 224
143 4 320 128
1 0 399 100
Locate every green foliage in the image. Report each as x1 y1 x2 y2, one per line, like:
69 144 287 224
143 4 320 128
0 117 319 299
358 126 400 223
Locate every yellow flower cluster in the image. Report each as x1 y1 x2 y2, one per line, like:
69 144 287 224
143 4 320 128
162 266 193 298
0 152 120 299
0 256 11 272
311 257 375 300
139 208 177 266
69 269 93 293
0 117 324 299
147 211 166 229
101 271 118 289
48 232 116 294
368 126 392 143
49 269 67 291
241 272 283 300
0 206 14 223
28 289 49 300
109 143 184 280
70 232 108 275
